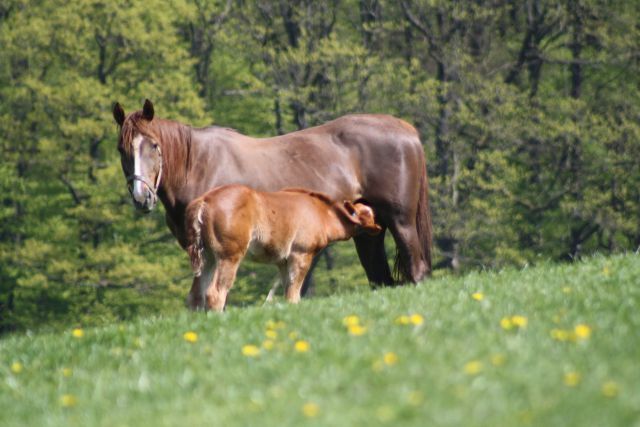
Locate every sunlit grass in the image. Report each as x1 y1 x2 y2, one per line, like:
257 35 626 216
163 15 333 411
1 253 639 426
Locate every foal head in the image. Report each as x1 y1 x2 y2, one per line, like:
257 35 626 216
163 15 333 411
113 99 162 213
339 201 383 236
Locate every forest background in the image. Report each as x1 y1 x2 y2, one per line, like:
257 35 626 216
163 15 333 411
1 0 638 333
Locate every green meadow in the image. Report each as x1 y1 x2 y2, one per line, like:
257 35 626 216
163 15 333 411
1 253 639 427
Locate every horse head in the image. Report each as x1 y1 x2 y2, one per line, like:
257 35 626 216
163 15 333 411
113 99 163 213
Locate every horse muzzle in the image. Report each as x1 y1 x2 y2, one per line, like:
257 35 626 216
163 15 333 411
133 195 156 213
129 180 157 213
125 148 163 215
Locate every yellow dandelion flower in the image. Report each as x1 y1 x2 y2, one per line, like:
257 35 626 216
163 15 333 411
294 340 310 353
491 353 506 367
376 405 395 422
574 324 591 340
248 399 264 413
72 328 84 339
406 390 424 406
60 394 77 407
410 314 424 326
183 331 198 343
265 329 277 339
342 315 360 327
265 320 285 330
262 340 274 350
395 315 411 325
288 331 298 340
511 315 528 328
602 265 611 277
62 368 73 378
472 292 484 301
550 328 570 341
348 324 367 336
601 381 619 398
562 286 572 294
10 362 23 374
564 372 581 387
383 352 399 366
500 317 513 330
265 320 275 329
463 360 483 375
519 410 533 424
241 344 260 357
302 402 319 418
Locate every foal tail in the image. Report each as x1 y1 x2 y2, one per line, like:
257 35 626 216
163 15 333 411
185 200 207 277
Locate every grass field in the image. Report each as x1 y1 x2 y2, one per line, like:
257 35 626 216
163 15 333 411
1 253 639 426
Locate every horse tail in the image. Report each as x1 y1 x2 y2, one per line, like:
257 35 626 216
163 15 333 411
415 161 433 276
185 200 206 277
393 158 433 283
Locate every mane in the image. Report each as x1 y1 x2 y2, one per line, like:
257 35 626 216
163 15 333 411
118 111 193 188
280 188 336 206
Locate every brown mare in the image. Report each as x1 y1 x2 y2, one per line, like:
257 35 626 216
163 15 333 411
185 185 382 311
113 100 432 296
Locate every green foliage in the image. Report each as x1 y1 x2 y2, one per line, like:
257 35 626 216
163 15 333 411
1 1 639 333
1 254 639 426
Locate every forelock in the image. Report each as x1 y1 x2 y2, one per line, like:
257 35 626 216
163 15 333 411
119 111 151 155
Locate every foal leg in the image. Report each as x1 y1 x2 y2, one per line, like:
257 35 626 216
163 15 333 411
353 231 394 287
284 253 314 304
265 274 282 303
205 257 241 312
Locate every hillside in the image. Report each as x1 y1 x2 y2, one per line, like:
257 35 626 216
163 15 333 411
3 1 640 334
1 254 639 426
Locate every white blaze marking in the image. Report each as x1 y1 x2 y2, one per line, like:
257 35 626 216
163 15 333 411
132 134 144 196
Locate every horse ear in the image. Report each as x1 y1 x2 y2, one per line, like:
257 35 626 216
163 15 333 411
142 99 154 121
113 102 125 126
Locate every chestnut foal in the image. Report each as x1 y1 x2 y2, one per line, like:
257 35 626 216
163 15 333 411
184 184 382 311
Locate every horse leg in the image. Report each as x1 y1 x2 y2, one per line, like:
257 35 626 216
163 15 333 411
353 231 394 287
284 253 314 303
186 275 205 311
388 218 428 284
195 258 218 310
205 257 241 312
299 249 324 297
